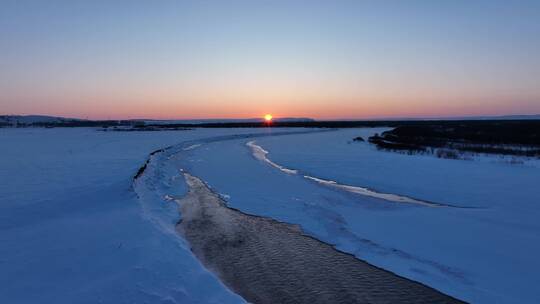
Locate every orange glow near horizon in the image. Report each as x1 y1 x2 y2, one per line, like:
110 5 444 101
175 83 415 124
3 87 539 121
2 2 540 121
8 97 539 121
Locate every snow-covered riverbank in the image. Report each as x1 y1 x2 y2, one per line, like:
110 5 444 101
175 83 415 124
0 128 260 304
175 173 463 304
169 128 540 303
250 128 540 303
2 127 539 303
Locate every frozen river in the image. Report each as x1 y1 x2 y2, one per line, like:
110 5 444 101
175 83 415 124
176 173 463 304
2 127 538 303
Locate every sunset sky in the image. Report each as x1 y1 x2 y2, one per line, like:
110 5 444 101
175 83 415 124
1 0 539 120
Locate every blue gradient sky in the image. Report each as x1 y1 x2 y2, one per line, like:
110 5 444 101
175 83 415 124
1 0 539 119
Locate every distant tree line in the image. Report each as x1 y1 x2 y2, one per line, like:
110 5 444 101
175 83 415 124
368 121 540 158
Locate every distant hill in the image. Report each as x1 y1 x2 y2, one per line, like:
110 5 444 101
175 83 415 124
0 115 83 126
142 117 315 125
0 115 315 127
2 114 538 128
486 114 540 120
366 114 540 121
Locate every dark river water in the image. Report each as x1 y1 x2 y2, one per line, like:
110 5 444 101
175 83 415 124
176 173 465 304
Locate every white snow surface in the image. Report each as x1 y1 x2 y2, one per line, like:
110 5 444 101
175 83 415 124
176 128 540 304
247 128 540 304
2 127 539 304
0 127 260 304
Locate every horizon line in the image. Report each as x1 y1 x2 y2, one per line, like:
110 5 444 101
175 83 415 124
2 112 540 122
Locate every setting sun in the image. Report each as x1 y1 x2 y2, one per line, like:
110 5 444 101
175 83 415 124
264 114 273 122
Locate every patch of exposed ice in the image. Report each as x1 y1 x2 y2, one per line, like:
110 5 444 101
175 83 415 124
246 141 298 174
248 140 456 207
183 144 202 151
303 176 446 207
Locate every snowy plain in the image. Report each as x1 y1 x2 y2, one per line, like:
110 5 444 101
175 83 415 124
250 128 540 303
1 127 539 304
0 127 261 304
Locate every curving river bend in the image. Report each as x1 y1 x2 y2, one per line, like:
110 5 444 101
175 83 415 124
176 173 464 304
134 130 467 303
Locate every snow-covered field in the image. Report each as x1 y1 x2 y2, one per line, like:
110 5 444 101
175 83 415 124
0 127 260 304
1 127 539 303
250 128 540 303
